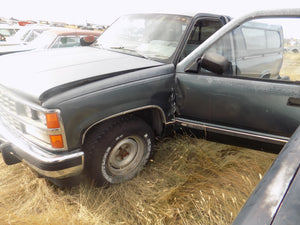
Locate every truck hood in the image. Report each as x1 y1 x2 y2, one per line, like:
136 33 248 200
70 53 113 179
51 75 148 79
0 47 163 102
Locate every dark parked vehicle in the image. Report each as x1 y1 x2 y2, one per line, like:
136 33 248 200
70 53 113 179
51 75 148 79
233 126 300 225
0 12 232 186
0 9 299 192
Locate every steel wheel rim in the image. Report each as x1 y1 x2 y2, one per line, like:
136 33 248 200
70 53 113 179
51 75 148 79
107 135 145 176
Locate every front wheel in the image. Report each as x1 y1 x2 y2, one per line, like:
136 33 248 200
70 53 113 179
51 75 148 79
83 116 154 186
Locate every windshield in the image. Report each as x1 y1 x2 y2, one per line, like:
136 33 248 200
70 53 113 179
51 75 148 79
6 28 30 42
29 31 57 49
96 14 191 62
6 26 49 43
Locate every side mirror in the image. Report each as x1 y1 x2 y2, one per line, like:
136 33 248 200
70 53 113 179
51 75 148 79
80 35 96 46
199 52 229 75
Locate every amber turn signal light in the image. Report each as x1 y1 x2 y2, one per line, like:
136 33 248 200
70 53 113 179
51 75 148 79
50 135 64 148
46 113 60 129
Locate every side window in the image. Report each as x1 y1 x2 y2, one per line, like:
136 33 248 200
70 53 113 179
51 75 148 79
199 18 300 82
242 28 266 50
52 36 81 48
181 19 223 61
234 22 283 78
266 30 281 48
239 27 281 50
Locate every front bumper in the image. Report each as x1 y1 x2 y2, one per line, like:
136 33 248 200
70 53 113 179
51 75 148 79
0 119 84 186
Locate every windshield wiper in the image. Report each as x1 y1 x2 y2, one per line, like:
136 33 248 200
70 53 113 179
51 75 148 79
109 46 149 59
110 46 126 49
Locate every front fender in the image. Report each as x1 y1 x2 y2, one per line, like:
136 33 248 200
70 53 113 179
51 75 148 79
43 65 175 150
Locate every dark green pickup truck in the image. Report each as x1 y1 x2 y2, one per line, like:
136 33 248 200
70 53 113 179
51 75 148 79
0 10 299 187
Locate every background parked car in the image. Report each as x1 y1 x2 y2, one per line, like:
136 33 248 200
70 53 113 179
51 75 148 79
30 28 101 49
0 28 102 55
0 24 20 41
0 24 50 46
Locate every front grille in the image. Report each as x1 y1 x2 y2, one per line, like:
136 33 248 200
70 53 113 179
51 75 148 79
0 87 23 132
0 88 16 112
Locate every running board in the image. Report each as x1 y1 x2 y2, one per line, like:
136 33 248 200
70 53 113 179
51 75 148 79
176 118 289 145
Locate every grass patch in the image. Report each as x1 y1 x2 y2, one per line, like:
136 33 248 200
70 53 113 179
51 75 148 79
0 135 276 224
280 53 300 81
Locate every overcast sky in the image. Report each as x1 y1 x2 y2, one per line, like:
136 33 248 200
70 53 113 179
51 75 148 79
1 0 300 25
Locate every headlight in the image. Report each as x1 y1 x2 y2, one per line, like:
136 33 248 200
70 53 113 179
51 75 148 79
36 111 47 125
18 104 67 151
0 87 67 151
24 105 33 118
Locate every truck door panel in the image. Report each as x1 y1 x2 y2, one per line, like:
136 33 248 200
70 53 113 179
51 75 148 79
176 18 300 141
176 73 300 138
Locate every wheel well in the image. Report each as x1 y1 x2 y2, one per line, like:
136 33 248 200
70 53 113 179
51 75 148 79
130 108 165 136
82 107 166 145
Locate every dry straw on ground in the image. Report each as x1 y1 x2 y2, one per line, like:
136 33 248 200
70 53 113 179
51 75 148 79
0 135 276 225
281 53 300 80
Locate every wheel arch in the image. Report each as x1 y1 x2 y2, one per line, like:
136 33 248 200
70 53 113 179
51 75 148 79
81 105 167 145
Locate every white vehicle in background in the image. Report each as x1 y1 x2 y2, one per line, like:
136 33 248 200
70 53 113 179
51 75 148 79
285 45 300 53
0 28 101 55
0 24 21 41
29 28 101 49
0 25 50 46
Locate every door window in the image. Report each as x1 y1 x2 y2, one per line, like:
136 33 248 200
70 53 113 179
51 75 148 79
198 18 300 82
